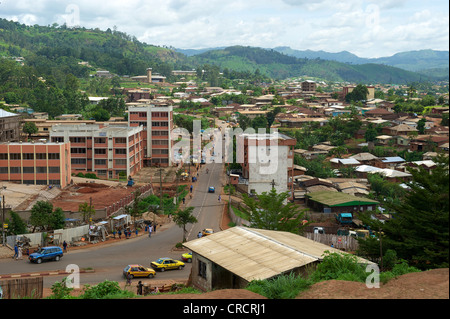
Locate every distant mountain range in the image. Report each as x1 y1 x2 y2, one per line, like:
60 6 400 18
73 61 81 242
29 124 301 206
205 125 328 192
0 18 447 84
177 46 449 79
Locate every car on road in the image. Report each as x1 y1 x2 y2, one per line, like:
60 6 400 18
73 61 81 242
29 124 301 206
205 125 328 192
123 264 156 279
29 246 63 264
181 252 192 263
208 186 215 193
151 258 185 272
202 228 214 236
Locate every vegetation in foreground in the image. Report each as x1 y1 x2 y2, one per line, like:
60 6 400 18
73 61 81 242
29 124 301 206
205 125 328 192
47 251 420 299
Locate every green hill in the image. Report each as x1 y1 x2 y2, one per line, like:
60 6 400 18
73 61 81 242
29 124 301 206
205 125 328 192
0 18 188 79
189 45 434 84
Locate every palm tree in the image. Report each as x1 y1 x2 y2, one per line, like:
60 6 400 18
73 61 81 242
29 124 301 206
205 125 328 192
173 206 197 242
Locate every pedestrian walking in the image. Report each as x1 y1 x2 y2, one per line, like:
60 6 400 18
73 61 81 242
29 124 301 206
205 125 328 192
126 273 132 287
182 197 185 204
153 224 157 232
13 244 18 260
218 195 221 202
137 281 144 295
190 185 193 193
148 225 152 238
63 241 67 253
118 229 122 239
135 229 139 237
112 229 116 238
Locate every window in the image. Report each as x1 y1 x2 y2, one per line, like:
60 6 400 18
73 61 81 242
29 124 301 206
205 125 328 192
115 138 127 144
115 149 127 155
23 153 34 160
198 260 207 279
94 159 107 165
48 153 60 160
71 148 86 154
36 153 47 160
115 159 127 166
71 158 87 165
10 153 21 160
0 154 8 160
10 167 21 174
23 167 34 174
51 137 64 143
69 137 86 143
94 148 107 155
0 167 8 174
94 138 106 144
36 167 47 174
48 167 60 173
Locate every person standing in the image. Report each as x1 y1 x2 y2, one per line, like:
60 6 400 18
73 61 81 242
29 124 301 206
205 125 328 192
63 241 67 253
218 195 221 202
13 244 18 260
118 229 122 239
197 231 202 238
148 225 152 238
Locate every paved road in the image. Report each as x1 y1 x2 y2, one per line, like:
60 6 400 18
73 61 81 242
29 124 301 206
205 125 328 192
0 161 226 289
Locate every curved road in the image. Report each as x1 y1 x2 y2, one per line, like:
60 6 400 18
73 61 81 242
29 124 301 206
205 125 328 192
0 159 226 289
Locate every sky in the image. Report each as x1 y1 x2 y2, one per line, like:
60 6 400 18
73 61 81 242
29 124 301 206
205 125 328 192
0 0 448 58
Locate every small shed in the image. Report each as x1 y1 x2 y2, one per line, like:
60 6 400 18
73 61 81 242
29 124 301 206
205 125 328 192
306 191 379 214
183 226 373 292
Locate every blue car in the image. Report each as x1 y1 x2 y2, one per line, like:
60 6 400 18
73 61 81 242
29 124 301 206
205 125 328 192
29 246 63 264
208 186 215 193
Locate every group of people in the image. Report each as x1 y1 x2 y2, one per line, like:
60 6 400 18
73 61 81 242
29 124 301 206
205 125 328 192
13 244 24 260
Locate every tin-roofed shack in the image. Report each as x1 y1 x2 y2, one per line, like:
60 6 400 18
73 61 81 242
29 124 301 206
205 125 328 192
306 191 379 214
183 226 374 292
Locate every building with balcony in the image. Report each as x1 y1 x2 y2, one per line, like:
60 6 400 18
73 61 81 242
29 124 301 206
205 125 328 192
0 109 21 142
49 123 144 180
0 141 71 188
128 103 174 167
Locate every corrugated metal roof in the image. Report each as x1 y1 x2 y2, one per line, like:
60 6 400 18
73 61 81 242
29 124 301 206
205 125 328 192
183 227 373 282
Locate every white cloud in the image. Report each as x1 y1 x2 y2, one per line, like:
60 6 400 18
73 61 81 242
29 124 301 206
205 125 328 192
0 0 448 57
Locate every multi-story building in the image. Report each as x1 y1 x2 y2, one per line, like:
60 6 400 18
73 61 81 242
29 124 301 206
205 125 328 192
0 141 71 188
234 132 296 197
49 123 144 180
128 103 174 167
0 109 21 142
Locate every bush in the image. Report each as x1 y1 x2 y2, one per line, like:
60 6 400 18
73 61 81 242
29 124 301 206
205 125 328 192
80 280 135 299
246 272 312 299
309 251 368 283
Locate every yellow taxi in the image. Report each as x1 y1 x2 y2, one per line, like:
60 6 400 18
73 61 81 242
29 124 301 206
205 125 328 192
202 228 214 236
151 257 185 272
181 252 192 263
123 264 156 279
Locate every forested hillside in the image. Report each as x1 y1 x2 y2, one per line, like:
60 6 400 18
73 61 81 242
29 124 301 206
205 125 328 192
190 46 434 83
0 18 189 80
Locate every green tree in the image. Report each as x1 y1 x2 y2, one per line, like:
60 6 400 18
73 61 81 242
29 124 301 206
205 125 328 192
78 202 95 224
23 122 38 140
29 201 65 232
241 188 308 234
361 155 449 270
8 210 28 235
173 206 198 242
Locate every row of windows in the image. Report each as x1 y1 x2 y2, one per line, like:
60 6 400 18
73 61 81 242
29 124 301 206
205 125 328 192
0 167 60 174
152 122 169 127
0 153 60 160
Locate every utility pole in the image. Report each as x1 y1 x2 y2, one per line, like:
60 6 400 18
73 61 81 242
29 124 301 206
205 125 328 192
158 168 163 225
1 195 5 246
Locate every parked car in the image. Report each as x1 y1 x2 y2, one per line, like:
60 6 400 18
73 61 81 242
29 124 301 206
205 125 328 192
181 252 192 263
208 186 215 193
29 246 63 264
151 258 185 272
202 228 214 236
123 264 156 279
